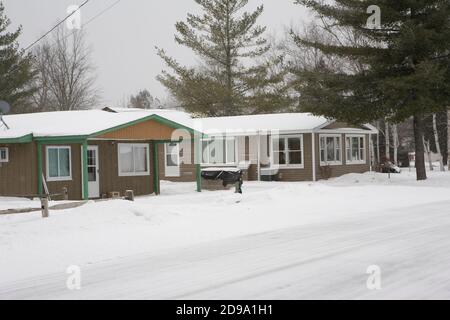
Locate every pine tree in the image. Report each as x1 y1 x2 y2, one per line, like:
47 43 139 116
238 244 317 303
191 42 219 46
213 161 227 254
157 0 289 117
292 0 450 180
0 2 35 110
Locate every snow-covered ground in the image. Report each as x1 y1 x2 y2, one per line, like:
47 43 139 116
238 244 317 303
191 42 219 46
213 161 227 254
1 170 450 299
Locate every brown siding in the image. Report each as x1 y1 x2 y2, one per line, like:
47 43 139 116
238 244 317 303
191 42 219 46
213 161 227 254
96 119 180 140
157 140 196 182
92 140 154 197
0 143 38 197
41 144 82 200
315 133 370 180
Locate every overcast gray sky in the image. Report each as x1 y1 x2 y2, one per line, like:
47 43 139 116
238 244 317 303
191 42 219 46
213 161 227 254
3 0 311 106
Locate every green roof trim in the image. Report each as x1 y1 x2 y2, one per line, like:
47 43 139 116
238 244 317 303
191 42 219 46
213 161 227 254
0 134 33 144
34 135 88 144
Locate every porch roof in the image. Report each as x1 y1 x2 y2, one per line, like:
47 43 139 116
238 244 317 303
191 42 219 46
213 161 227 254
199 113 378 135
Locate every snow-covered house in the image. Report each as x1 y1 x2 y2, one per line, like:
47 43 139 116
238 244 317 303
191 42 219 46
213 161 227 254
0 109 201 200
0 108 378 200
155 112 379 183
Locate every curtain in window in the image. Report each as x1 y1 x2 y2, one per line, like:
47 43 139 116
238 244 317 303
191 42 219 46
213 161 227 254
119 145 134 173
48 148 59 177
58 148 70 177
326 137 335 162
134 146 148 172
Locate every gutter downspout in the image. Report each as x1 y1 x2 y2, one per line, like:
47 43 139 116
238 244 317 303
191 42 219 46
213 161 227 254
37 141 43 195
257 131 261 181
311 131 317 182
195 133 202 192
82 141 89 200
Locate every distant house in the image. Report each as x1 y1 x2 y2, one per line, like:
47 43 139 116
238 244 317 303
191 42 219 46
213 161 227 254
0 108 378 200
0 109 201 200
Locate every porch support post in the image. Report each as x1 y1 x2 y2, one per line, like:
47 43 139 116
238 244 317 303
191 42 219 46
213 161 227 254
195 133 202 192
153 142 160 195
37 141 43 195
311 131 317 182
82 140 89 200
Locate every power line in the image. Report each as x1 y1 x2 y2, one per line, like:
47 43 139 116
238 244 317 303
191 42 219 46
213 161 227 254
84 0 122 26
54 0 123 47
23 0 91 52
3 0 123 86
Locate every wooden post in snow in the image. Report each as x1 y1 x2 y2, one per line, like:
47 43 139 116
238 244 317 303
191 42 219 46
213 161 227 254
41 197 49 218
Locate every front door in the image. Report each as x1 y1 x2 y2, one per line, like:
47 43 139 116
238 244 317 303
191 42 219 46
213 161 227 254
87 146 100 198
165 143 180 177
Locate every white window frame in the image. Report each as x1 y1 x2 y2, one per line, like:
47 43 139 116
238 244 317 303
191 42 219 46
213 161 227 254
271 134 304 169
0 147 9 163
319 134 342 166
117 143 151 177
46 146 72 182
346 135 366 165
201 136 237 166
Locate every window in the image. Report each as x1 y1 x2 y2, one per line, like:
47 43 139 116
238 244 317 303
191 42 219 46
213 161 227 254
46 146 72 181
320 135 342 165
346 135 366 164
201 137 236 165
272 135 303 168
165 143 179 167
0 147 8 163
118 143 150 176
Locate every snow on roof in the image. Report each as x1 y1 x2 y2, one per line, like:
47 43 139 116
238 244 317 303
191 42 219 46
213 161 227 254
198 113 332 135
0 109 377 141
0 109 195 139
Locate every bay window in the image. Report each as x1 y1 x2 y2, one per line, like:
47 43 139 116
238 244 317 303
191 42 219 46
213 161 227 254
118 143 150 176
320 135 342 165
346 135 365 164
46 146 72 181
201 137 236 165
272 135 303 167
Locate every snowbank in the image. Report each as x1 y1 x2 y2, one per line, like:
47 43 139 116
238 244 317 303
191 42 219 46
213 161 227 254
1 171 450 283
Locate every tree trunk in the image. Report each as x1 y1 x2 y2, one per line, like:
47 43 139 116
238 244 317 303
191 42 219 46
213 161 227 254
414 114 427 180
392 124 398 165
385 120 390 161
432 113 445 171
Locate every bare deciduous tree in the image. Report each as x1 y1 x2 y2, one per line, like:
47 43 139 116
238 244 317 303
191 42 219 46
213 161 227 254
32 27 98 111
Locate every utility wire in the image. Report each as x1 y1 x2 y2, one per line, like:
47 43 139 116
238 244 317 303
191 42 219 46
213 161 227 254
2 0 123 91
51 0 123 48
23 0 90 52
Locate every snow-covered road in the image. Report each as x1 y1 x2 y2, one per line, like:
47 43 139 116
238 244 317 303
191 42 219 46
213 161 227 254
2 197 450 300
